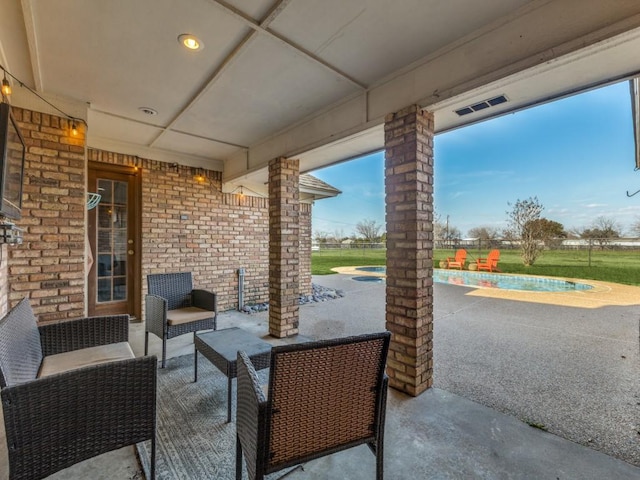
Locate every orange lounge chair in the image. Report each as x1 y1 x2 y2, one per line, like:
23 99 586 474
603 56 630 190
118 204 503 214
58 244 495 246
445 249 467 269
476 249 501 272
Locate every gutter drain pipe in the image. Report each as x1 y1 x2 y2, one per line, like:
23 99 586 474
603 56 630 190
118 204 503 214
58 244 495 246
238 268 245 311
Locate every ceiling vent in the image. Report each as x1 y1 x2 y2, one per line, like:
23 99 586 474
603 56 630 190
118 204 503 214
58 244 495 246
455 95 508 116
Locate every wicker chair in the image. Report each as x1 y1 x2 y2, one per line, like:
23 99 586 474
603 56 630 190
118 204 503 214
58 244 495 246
145 272 217 368
236 331 391 480
0 298 156 480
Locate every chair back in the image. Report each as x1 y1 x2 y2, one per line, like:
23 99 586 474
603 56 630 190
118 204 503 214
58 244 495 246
488 249 500 266
265 332 390 472
147 272 193 310
455 249 467 263
0 298 43 387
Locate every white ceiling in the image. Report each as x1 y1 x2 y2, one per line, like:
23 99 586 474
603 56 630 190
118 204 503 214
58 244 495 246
2 0 640 191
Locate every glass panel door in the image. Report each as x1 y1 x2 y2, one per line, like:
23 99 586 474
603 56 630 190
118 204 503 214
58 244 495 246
96 179 128 304
88 162 141 318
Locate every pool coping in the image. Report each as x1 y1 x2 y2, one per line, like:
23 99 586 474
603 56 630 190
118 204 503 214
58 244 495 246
330 266 640 308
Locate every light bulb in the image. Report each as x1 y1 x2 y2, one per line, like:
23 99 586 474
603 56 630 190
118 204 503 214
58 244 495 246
1 78 10 96
184 38 199 49
178 34 203 51
71 122 78 136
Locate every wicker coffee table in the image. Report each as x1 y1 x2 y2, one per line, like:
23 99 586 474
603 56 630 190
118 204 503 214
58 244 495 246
194 327 272 422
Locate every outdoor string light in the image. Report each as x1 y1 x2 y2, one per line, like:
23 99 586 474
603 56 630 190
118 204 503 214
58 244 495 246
0 64 86 134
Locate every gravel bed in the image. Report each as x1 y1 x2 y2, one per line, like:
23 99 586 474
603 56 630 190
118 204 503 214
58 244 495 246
240 283 345 314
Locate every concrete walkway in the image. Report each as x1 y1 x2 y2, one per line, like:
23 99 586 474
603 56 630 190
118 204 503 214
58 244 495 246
48 273 640 479
290 274 640 473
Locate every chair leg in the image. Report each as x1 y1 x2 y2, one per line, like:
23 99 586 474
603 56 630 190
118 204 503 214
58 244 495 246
194 346 198 382
150 436 156 480
144 331 149 356
376 446 383 480
162 336 167 368
236 435 243 480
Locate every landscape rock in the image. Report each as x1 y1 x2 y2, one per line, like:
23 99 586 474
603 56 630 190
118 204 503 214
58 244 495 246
241 283 344 314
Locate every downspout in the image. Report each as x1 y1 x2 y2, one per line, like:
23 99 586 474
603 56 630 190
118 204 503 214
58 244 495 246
237 268 245 311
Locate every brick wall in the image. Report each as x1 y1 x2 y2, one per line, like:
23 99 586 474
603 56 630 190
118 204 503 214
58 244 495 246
89 149 312 312
5 108 86 321
0 105 312 321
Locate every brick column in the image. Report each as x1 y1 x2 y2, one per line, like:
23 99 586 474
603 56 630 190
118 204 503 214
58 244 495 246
384 105 434 396
299 203 312 296
268 157 300 338
0 245 7 316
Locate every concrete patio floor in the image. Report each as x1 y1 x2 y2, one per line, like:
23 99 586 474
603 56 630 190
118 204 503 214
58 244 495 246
44 273 640 479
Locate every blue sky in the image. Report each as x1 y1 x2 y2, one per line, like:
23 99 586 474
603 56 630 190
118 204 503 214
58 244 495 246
310 81 640 238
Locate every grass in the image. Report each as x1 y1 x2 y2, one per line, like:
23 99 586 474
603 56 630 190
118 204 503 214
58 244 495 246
312 248 386 275
311 247 640 286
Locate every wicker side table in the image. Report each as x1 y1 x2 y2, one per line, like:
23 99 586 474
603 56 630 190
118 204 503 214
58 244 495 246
194 327 272 422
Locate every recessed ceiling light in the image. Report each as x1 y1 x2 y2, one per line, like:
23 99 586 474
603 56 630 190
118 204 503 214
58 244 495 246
178 34 204 51
138 107 158 115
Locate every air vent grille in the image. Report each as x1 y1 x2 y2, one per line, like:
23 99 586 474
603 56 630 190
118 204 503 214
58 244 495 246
455 95 508 116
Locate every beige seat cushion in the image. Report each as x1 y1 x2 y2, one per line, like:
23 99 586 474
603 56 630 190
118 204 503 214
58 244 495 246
38 342 134 378
167 307 214 326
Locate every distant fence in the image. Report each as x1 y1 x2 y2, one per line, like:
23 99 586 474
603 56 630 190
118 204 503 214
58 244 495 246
313 242 385 251
434 238 640 251
313 238 640 252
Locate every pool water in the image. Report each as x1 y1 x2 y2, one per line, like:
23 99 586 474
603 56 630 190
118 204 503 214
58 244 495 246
354 267 593 292
356 266 386 273
351 276 384 283
433 270 592 292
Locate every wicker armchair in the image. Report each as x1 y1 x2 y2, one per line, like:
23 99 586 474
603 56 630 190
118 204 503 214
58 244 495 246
0 298 156 480
235 331 391 480
145 272 217 368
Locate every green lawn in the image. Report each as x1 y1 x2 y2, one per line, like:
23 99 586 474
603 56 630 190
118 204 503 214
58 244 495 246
311 247 640 286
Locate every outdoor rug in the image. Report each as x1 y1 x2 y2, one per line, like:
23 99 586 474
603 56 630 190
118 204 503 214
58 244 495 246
137 354 299 480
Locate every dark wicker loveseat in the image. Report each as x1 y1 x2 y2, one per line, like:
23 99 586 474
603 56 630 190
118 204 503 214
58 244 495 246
145 272 217 368
236 331 391 480
0 298 156 480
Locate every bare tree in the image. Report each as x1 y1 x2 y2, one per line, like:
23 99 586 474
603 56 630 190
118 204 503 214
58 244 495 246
355 219 383 243
506 196 544 266
434 219 445 243
468 226 499 240
445 226 462 243
468 225 500 249
580 216 622 249
592 216 623 236
565 226 583 239
631 216 640 237
331 228 346 244
433 214 461 246
313 230 330 244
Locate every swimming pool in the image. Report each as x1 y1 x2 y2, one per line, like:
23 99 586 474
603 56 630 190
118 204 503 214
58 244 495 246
356 266 386 273
354 266 593 292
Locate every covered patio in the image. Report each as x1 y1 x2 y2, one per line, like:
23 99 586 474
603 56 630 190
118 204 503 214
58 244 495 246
47 275 640 478
1 1 640 478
